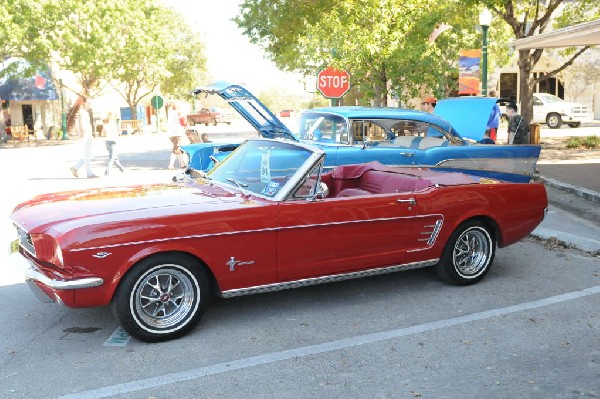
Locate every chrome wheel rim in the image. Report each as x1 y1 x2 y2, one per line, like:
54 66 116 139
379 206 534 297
548 115 559 127
453 228 491 277
133 266 197 330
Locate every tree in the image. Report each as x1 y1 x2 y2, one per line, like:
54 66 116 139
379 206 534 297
472 0 600 125
236 0 488 106
0 0 43 77
3 0 207 126
560 51 600 102
110 3 207 119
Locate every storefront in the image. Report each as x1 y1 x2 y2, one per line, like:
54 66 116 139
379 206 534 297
0 58 60 140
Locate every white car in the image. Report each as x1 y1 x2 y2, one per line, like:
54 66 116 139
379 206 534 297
532 93 591 129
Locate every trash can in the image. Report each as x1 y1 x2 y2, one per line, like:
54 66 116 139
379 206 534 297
529 123 540 144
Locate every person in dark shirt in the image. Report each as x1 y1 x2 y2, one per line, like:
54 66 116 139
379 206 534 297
506 103 529 144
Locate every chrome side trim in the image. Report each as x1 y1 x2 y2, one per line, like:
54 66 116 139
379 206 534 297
72 213 444 252
14 253 104 291
411 218 444 252
221 259 439 298
428 218 444 245
432 157 538 176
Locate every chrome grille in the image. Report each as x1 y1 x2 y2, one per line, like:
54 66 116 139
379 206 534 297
15 226 35 256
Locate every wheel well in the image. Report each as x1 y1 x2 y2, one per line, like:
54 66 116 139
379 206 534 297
463 216 501 246
116 251 221 300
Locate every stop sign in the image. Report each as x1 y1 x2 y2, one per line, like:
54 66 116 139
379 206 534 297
317 67 350 98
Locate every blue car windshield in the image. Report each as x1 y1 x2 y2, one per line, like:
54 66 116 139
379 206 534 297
208 140 314 198
296 113 349 144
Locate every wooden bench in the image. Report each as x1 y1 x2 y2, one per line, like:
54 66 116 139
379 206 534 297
10 125 30 141
119 120 142 134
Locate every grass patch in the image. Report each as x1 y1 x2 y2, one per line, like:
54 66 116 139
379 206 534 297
566 135 600 149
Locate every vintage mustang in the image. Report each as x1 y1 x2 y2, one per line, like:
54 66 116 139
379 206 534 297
182 82 541 183
10 139 547 342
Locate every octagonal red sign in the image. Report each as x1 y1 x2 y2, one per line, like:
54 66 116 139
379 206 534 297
317 67 351 99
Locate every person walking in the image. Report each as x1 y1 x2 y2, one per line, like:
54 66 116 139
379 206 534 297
506 103 530 144
167 103 187 169
70 97 98 178
103 112 125 175
486 90 501 141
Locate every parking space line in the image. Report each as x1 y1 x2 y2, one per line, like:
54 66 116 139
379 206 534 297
58 285 600 399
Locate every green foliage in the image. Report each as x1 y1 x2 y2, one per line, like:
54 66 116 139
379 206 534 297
237 0 599 108
236 0 485 105
566 135 599 149
0 0 206 114
110 2 207 115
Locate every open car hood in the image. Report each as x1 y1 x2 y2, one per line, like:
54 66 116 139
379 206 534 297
434 97 499 141
192 82 298 141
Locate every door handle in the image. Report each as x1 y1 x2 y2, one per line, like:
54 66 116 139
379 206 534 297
399 152 415 157
397 198 416 205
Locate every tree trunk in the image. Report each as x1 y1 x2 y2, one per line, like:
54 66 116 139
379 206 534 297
517 49 535 126
370 66 388 107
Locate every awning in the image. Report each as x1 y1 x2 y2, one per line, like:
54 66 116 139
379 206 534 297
0 58 59 101
512 19 600 50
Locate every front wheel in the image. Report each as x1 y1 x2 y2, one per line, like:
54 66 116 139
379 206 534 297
546 113 563 129
112 254 209 342
435 221 495 285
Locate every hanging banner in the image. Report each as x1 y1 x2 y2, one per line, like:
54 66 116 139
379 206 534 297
458 49 481 95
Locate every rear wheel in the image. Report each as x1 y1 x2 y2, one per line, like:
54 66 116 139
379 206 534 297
568 122 580 128
435 221 495 285
546 113 562 129
112 254 209 342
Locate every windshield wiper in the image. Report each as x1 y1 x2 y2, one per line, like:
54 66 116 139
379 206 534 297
226 177 248 188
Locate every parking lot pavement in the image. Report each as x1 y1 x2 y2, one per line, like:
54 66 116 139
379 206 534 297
1 122 599 398
1 240 599 399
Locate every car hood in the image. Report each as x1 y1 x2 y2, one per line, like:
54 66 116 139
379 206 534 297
192 82 299 141
11 182 260 234
435 97 498 141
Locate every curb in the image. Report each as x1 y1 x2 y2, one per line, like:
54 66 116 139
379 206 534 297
541 175 600 205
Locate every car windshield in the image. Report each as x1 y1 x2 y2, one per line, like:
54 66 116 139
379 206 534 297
296 113 349 144
536 93 563 103
207 139 322 200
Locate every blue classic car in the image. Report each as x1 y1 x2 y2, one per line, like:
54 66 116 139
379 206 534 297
183 82 540 183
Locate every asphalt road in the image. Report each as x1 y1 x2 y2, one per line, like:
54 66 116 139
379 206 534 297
0 121 599 399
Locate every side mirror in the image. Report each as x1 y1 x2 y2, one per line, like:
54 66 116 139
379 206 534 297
309 182 329 201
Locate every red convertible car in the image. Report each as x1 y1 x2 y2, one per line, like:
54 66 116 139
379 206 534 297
10 139 547 342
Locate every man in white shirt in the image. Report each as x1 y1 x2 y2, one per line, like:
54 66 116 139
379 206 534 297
70 97 98 178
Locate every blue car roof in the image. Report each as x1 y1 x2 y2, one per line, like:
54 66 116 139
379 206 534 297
194 83 497 142
306 106 455 132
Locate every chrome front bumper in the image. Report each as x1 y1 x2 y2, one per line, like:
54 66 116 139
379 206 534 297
11 250 104 303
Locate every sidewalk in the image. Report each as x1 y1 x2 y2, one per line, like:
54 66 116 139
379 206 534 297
533 146 600 253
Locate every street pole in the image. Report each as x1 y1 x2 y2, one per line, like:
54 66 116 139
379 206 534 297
481 24 488 96
479 9 492 97
60 79 68 140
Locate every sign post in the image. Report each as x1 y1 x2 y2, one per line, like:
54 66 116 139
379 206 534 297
317 67 350 106
150 95 164 133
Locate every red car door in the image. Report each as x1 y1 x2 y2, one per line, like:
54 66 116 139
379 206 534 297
276 193 417 282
